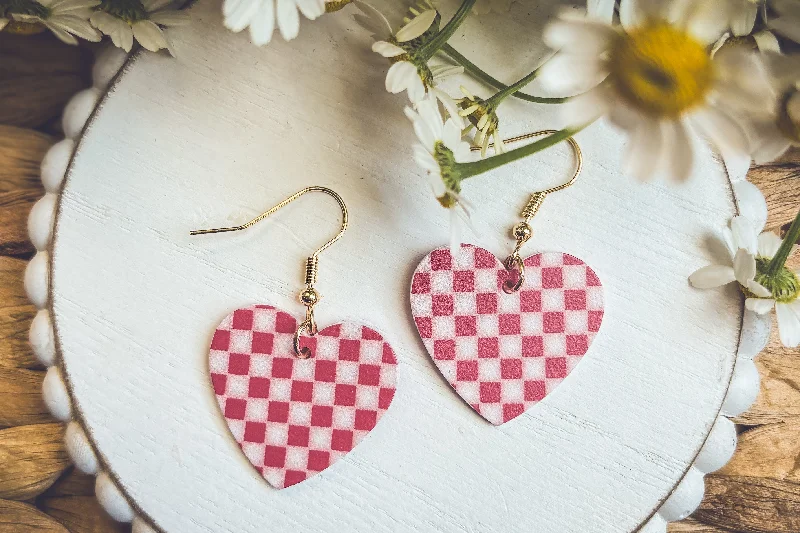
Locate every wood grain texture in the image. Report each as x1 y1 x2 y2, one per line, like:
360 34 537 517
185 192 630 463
0 126 52 192
718 422 800 482
0 33 91 129
747 150 800 231
0 499 70 533
694 476 800 533
0 189 41 258
49 1 741 532
0 256 39 369
0 424 69 500
0 368 49 428
734 339 800 425
42 468 96 498
39 496 130 533
667 518 733 532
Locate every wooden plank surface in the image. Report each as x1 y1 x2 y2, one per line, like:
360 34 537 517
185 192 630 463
0 27 797 533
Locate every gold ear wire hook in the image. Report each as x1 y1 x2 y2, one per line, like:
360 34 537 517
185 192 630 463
190 186 349 359
470 131 582 293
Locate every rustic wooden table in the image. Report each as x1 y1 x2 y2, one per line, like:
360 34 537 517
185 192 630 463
1 31 798 533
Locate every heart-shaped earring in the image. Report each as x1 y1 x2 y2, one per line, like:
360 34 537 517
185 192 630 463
192 186 397 489
410 133 604 425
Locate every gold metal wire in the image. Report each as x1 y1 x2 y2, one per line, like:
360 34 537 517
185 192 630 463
190 186 348 358
472 130 583 293
189 185 348 257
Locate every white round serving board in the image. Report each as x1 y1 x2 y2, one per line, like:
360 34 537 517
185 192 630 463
51 0 742 531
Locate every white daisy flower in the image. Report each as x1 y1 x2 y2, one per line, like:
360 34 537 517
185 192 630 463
406 95 474 253
690 204 800 348
769 0 800 43
589 0 761 36
89 0 188 53
472 0 512 16
540 3 767 181
222 0 324 46
9 0 101 45
357 1 464 107
738 52 800 163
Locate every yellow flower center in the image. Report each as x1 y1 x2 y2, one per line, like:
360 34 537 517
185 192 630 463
609 22 714 118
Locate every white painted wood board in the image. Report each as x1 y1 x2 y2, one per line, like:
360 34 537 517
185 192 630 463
51 1 742 531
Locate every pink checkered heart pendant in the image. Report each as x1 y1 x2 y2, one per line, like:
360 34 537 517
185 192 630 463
410 244 604 425
208 305 397 489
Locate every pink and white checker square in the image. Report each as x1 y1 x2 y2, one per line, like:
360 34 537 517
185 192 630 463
410 244 604 425
209 305 397 489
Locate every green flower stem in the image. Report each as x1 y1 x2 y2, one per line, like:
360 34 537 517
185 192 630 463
455 127 582 180
441 43 568 104
419 0 477 59
486 68 542 106
766 208 800 277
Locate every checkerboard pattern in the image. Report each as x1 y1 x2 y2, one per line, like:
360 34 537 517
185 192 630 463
209 305 397 489
410 245 604 425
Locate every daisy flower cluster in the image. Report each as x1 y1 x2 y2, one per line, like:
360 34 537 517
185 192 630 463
5 0 800 345
1 0 187 51
343 0 800 346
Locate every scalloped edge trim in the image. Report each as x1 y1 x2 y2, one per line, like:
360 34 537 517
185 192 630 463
25 42 772 533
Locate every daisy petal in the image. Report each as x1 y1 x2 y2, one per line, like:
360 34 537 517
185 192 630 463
132 20 168 52
224 0 261 32
276 0 300 40
249 0 275 45
385 61 414 93
752 30 781 53
51 0 100 12
622 115 663 181
731 1 758 37
746 297 776 314
224 0 245 18
730 215 757 254
757 232 783 259
733 179 767 233
417 96 444 138
372 41 405 57
44 23 79 45
296 0 324 20
689 264 736 288
442 118 462 150
149 10 191 26
413 145 439 173
661 119 693 182
690 107 750 172
396 9 436 42
406 74 426 103
561 83 612 127
432 88 464 128
733 248 756 285
352 0 392 40
48 15 101 41
538 52 609 94
753 131 792 164
543 18 614 55
776 300 800 347
746 280 772 298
